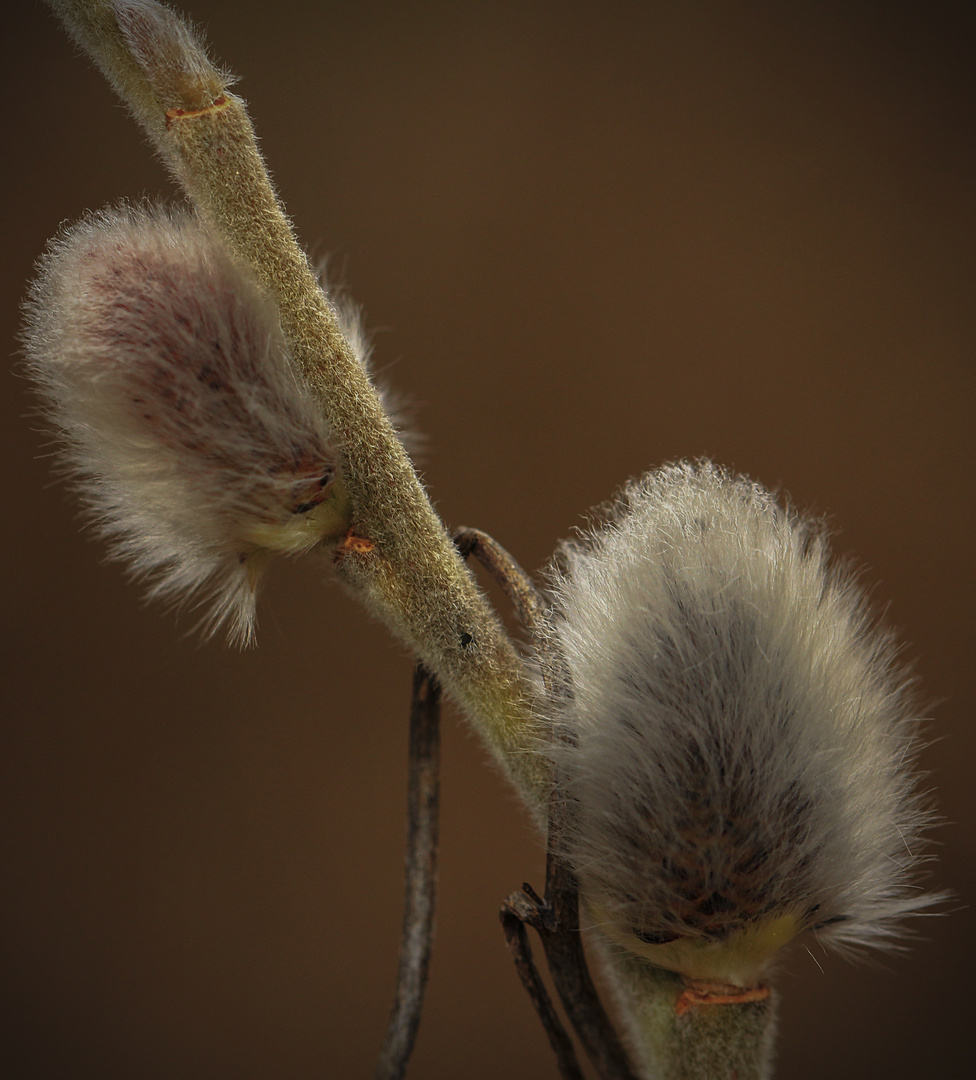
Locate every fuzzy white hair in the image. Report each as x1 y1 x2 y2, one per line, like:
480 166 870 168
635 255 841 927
544 461 940 981
23 203 348 645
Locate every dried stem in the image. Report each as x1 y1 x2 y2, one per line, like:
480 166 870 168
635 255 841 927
500 889 585 1080
540 802 641 1080
374 666 442 1080
500 785 641 1080
454 527 546 634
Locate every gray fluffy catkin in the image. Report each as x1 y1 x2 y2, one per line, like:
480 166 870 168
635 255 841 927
543 460 941 987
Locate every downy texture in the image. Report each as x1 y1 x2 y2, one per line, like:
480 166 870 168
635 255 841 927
23 203 353 644
544 461 939 987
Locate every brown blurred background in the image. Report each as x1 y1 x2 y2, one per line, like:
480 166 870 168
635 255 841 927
2 1 973 1077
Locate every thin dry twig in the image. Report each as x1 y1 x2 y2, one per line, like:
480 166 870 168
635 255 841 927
537 788 641 1080
500 784 641 1080
500 883 585 1080
374 665 442 1080
453 527 546 635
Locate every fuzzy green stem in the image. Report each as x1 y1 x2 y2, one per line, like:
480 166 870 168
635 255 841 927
598 946 779 1080
46 0 547 803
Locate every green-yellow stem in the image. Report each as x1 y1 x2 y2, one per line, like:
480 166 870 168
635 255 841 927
599 946 779 1080
46 0 548 804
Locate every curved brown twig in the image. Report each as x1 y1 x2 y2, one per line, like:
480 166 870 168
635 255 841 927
374 665 441 1080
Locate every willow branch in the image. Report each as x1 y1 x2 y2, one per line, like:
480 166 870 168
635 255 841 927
45 0 547 803
601 951 779 1080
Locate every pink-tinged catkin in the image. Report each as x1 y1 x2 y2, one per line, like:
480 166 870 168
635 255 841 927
23 202 350 645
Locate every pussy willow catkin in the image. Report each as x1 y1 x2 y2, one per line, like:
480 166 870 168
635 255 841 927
23 203 353 644
543 461 940 986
